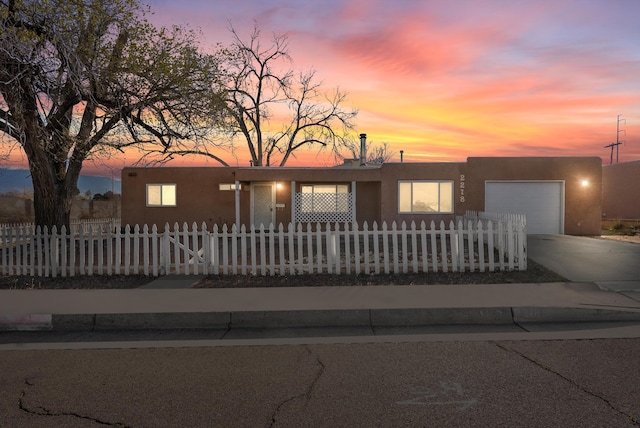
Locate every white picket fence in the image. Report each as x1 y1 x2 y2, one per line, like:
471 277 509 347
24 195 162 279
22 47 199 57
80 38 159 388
0 216 527 277
462 210 527 258
0 218 121 234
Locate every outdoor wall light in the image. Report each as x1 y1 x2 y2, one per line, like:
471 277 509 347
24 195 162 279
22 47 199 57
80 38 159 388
580 179 589 187
276 182 283 190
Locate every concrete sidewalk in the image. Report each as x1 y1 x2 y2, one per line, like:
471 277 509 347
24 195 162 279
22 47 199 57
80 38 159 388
2 281 640 331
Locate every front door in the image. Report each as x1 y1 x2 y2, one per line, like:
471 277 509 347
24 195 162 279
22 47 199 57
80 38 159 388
251 183 275 229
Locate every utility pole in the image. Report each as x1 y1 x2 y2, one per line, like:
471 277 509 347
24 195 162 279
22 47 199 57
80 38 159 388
604 142 615 165
616 114 626 163
604 114 625 164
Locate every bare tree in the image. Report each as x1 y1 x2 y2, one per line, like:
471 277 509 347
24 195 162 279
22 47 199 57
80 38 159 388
0 0 227 228
222 25 358 167
340 140 396 164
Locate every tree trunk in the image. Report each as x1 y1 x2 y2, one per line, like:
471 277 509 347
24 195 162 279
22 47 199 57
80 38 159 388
29 160 76 230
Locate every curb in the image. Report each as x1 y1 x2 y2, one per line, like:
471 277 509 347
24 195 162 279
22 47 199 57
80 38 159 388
3 307 640 332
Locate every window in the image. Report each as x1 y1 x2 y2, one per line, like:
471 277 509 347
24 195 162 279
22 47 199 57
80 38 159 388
146 184 176 207
219 183 241 191
300 184 349 213
398 181 453 213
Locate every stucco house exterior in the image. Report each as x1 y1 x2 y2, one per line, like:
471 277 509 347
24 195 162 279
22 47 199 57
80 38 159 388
602 160 640 222
120 157 602 235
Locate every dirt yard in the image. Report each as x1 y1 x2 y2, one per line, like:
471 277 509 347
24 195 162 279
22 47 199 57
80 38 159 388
0 258 565 289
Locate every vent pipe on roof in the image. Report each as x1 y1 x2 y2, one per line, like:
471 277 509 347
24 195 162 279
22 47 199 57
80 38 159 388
359 133 367 166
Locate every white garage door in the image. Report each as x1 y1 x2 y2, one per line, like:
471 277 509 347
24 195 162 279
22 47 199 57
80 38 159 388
485 181 564 234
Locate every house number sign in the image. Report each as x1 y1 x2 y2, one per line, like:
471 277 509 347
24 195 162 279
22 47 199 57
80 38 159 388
459 174 465 203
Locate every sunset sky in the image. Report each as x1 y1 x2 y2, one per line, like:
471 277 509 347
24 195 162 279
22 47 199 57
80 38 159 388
5 0 640 174
147 0 640 168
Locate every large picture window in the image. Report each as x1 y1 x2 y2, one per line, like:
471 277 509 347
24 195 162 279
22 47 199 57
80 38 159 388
300 184 349 213
398 181 453 213
146 184 177 207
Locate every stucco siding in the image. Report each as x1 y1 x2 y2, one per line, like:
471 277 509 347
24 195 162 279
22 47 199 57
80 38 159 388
602 161 640 220
121 157 602 235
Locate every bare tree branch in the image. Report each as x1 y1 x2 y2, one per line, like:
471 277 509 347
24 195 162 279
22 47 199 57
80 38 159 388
220 24 357 167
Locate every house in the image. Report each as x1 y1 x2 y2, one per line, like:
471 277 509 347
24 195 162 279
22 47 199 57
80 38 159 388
602 160 640 222
120 156 602 235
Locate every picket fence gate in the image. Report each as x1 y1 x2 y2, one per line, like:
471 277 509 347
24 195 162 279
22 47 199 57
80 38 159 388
0 216 526 277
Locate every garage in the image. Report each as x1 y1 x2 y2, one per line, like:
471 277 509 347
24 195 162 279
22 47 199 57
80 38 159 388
485 181 564 234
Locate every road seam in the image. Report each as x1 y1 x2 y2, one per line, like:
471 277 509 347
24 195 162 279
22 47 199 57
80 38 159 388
494 342 639 426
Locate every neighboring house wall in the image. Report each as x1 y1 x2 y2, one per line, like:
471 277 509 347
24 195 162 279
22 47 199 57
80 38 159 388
602 160 640 220
120 157 602 235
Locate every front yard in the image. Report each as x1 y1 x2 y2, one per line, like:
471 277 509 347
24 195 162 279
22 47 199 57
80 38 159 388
0 258 564 289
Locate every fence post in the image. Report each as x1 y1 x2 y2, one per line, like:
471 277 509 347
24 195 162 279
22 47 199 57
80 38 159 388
306 222 314 275
449 221 458 273
162 223 170 276
334 222 342 274
269 223 276 276
363 221 370 274
497 221 505 271
142 224 150 276
96 224 104 275
151 224 159 276
250 224 257 276
315 222 322 275
410 221 418 274
353 221 361 275
231 223 238 276
325 223 334 274
507 221 515 271
0 227 6 275
382 222 390 274
519 215 527 270
212 224 220 275
278 223 285 275
222 224 230 275
240 224 247 276
258 224 267 276
477 221 485 272
296 222 304 275
439 221 448 273
203 222 211 276
344 222 351 274
392 221 400 274
14 225 22 275
124 225 131 276
466 220 475 272
458 220 466 272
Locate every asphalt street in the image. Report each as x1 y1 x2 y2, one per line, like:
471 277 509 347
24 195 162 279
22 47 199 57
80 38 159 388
1 338 638 427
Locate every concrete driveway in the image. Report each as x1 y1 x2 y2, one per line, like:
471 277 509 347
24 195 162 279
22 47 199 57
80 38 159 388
528 235 640 298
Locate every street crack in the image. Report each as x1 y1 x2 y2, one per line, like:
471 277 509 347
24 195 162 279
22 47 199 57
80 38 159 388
19 378 132 427
494 342 639 426
269 345 325 427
